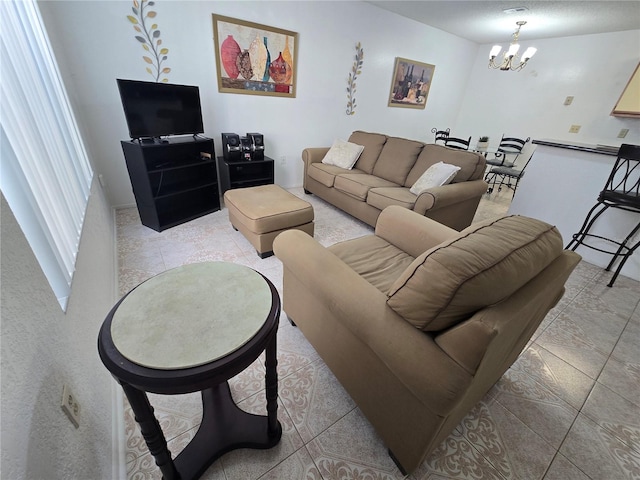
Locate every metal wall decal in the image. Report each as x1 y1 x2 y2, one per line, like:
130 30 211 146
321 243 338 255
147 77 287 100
346 42 364 116
126 0 171 82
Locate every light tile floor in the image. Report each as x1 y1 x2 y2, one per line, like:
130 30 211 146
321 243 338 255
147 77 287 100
117 187 640 480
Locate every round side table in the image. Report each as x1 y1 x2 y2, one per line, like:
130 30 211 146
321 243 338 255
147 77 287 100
98 262 282 480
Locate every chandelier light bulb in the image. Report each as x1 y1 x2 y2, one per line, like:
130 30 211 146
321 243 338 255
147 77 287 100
489 45 502 58
506 43 520 57
522 47 537 61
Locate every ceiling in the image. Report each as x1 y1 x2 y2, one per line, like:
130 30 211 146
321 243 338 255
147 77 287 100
367 1 640 44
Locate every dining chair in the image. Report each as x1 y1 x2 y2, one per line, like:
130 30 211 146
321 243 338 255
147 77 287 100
444 135 471 150
486 135 530 168
431 127 450 145
485 151 533 195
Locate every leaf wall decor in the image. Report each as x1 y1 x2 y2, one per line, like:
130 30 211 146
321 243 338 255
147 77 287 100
126 0 170 82
346 42 364 116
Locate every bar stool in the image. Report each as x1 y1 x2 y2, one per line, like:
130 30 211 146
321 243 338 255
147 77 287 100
566 144 640 287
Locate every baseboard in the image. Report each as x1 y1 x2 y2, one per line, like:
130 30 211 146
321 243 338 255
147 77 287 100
110 205 127 480
111 381 127 480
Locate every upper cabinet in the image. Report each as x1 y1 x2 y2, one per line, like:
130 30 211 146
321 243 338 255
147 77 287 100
611 62 640 118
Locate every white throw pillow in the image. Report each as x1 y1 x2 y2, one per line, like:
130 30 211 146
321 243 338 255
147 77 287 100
321 139 365 170
409 162 461 195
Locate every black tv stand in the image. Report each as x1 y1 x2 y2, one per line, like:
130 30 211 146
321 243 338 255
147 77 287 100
121 136 220 232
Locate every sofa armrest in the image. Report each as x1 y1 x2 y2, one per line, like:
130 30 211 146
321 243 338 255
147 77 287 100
273 230 472 414
413 179 488 215
302 148 330 190
374 206 458 258
302 147 330 166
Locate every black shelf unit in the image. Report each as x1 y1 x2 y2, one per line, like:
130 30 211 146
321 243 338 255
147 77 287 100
122 137 220 232
216 156 275 195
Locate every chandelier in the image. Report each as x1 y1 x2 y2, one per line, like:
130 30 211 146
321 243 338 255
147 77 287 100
488 21 537 72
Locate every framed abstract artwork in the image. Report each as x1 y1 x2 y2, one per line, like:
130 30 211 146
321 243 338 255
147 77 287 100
212 14 298 98
388 57 435 109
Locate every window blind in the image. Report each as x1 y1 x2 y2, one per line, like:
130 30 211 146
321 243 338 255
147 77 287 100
1 0 93 310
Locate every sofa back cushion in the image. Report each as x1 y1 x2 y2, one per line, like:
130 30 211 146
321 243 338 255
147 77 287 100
405 144 485 187
349 131 388 174
372 136 424 185
386 215 563 331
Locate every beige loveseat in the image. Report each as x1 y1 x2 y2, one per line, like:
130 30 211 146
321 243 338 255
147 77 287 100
274 206 580 474
302 131 488 230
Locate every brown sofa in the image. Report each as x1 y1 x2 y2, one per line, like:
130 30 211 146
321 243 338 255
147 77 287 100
273 206 581 474
302 131 488 230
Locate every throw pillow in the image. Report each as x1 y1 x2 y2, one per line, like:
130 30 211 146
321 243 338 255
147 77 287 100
409 162 461 195
321 139 365 170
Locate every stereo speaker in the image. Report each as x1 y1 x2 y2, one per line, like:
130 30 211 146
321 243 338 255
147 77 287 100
247 132 265 160
221 133 241 161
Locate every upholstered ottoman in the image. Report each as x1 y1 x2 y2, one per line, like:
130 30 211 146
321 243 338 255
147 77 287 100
224 184 314 258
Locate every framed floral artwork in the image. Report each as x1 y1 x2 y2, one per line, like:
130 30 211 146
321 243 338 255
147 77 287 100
212 14 298 98
388 57 435 109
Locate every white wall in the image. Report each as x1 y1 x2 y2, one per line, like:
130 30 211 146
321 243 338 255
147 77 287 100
455 30 640 148
38 0 478 207
0 181 116 479
37 2 640 209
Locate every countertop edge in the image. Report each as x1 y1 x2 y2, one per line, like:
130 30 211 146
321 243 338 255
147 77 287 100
532 139 619 157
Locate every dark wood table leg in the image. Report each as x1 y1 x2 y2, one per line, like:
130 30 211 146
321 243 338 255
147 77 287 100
264 327 280 437
121 383 179 480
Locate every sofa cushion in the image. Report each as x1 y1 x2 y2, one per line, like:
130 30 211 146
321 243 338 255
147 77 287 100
367 187 416 210
387 215 563 332
334 174 398 201
372 137 424 185
322 139 365 169
349 131 388 174
405 144 485 187
329 235 415 294
409 162 461 195
308 163 365 187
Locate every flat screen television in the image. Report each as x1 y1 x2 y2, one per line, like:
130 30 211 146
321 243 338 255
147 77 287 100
117 79 204 139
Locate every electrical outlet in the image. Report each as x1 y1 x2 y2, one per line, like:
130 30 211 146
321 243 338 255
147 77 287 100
618 128 629 138
61 384 80 428
279 156 286 166
564 96 574 106
569 125 581 133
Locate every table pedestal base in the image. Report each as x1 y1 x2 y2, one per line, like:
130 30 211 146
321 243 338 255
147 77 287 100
123 381 282 480
175 383 282 480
